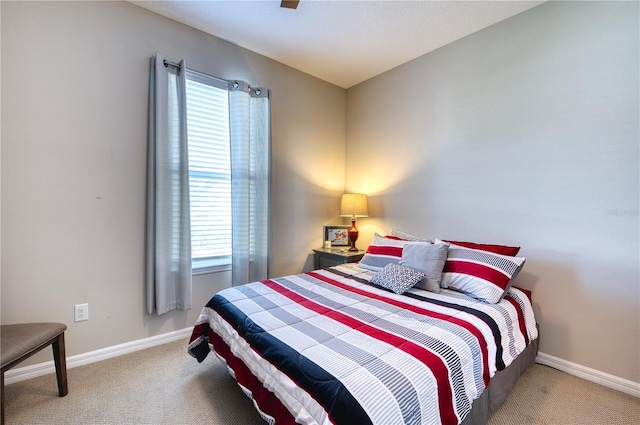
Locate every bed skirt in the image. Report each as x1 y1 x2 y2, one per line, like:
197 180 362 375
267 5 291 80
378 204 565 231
461 329 539 425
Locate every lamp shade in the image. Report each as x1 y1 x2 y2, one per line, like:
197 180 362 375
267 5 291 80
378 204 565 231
339 193 369 217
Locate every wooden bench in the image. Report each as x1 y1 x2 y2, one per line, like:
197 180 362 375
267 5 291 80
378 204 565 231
1 323 68 424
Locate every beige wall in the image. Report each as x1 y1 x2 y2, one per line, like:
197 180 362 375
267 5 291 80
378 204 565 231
3 0 638 386
346 1 639 383
1 1 346 362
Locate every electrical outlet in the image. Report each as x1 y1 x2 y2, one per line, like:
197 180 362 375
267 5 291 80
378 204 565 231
74 303 89 322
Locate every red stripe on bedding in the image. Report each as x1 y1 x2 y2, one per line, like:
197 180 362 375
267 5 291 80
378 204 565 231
189 323 209 344
309 271 491 386
364 245 403 257
504 294 529 346
262 278 459 425
444 261 510 290
513 286 532 303
209 327 298 425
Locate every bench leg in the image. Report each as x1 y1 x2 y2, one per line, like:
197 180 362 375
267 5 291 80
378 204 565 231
1 370 5 425
52 333 68 397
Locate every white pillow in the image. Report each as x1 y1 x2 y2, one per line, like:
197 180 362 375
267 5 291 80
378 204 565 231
389 228 432 243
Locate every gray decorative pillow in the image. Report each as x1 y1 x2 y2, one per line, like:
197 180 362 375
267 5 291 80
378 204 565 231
370 263 426 295
399 242 449 293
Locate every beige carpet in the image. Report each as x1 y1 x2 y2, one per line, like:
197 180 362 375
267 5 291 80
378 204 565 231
4 338 639 424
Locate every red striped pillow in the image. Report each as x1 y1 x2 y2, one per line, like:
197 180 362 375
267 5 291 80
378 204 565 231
442 239 520 256
358 234 412 271
440 243 526 303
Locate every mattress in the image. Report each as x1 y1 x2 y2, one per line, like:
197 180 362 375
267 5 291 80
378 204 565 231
188 264 538 425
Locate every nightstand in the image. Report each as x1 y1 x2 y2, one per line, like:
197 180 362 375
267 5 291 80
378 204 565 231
313 248 366 269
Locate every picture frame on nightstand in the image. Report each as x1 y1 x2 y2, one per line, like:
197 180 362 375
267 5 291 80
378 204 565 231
323 225 350 247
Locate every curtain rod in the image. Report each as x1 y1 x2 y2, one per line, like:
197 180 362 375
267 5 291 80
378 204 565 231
163 59 180 69
163 59 229 86
163 58 268 97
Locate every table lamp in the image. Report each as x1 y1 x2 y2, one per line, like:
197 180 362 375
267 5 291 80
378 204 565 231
339 193 369 251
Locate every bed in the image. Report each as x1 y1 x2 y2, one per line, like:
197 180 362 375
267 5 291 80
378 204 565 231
188 237 538 425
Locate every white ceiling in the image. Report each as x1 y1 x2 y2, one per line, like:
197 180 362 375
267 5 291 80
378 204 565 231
131 0 545 88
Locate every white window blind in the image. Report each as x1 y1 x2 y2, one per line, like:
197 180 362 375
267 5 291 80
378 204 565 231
185 70 231 271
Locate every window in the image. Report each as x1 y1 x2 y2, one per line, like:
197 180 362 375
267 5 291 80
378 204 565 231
185 70 232 272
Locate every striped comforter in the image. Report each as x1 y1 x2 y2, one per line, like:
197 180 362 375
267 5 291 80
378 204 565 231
188 264 538 425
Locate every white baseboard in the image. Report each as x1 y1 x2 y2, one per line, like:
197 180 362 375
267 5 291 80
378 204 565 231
536 351 640 398
4 327 193 385
6 330 639 399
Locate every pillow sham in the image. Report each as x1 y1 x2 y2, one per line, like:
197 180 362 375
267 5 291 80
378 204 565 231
370 263 426 295
441 239 520 256
440 243 526 303
389 228 432 243
358 234 412 271
399 242 449 293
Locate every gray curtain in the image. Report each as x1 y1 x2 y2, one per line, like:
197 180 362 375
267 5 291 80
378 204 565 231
229 82 270 286
146 53 192 315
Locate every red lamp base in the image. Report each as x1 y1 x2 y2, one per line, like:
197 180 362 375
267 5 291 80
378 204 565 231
348 219 359 251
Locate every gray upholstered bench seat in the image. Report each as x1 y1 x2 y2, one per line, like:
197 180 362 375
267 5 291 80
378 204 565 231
1 322 68 425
